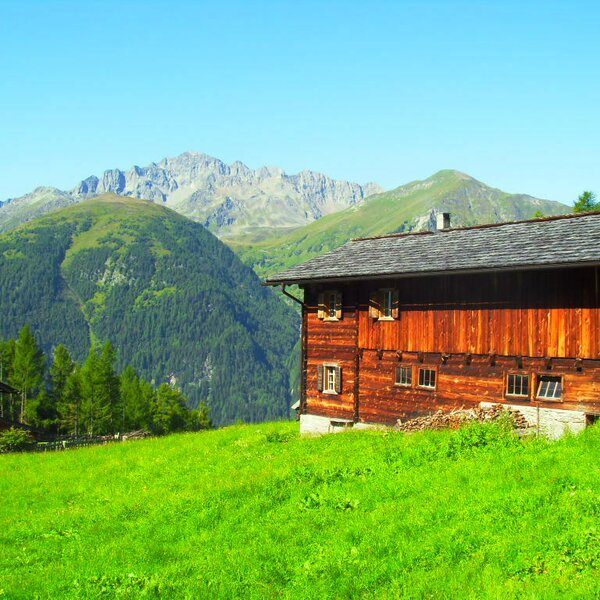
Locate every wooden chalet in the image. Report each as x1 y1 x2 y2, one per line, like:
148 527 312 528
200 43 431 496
266 212 600 437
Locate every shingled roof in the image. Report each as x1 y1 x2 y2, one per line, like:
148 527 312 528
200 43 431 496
265 212 600 285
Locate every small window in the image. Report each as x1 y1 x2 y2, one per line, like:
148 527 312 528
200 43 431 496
395 366 413 387
536 375 562 401
382 289 394 319
418 368 436 389
506 373 530 399
317 364 342 394
369 288 399 320
318 291 342 321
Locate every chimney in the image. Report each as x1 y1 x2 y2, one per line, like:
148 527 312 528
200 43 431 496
435 212 451 230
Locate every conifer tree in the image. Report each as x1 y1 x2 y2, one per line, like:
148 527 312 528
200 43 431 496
50 344 75 405
60 367 83 436
120 365 154 431
0 339 16 420
152 384 189 434
11 325 45 423
80 345 111 435
573 191 598 213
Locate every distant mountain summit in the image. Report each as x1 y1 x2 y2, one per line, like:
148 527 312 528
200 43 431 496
0 152 382 234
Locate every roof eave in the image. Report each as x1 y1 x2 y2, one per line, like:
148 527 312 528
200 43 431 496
264 260 600 287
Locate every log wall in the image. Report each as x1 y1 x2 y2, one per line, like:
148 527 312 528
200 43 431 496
302 266 600 424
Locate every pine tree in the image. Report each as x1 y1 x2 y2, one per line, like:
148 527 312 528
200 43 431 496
11 325 45 423
151 384 189 434
60 367 83 436
80 345 111 435
573 191 598 213
50 345 75 434
120 365 156 432
0 339 16 420
98 342 121 433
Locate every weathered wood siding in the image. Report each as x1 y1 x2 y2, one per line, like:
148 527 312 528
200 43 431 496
302 266 600 424
304 287 358 419
358 268 600 358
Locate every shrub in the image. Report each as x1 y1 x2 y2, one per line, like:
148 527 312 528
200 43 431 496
0 427 36 453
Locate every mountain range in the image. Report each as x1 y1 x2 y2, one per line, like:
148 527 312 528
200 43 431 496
230 169 569 278
0 152 382 235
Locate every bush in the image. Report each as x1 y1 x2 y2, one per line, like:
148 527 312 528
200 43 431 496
0 427 36 453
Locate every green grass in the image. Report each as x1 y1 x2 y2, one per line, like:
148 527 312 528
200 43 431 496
1 421 598 599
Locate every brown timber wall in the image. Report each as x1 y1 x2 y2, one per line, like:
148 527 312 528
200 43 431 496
302 266 600 425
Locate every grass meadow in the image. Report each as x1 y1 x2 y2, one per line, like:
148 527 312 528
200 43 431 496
1 420 599 599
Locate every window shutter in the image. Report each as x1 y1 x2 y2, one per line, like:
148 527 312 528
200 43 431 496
334 366 342 394
317 293 325 319
335 292 343 320
391 289 400 319
368 291 381 319
317 365 324 391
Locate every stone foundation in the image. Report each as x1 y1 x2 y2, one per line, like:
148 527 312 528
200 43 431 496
299 413 354 435
480 402 587 439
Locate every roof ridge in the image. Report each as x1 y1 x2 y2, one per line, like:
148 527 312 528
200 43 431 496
351 210 599 242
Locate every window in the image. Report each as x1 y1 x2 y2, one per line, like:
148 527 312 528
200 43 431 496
382 289 394 319
418 368 436 389
317 364 341 394
369 288 399 320
506 373 530 399
536 375 562 401
395 366 413 387
318 291 342 321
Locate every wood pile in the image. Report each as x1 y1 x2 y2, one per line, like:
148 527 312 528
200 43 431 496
395 404 530 433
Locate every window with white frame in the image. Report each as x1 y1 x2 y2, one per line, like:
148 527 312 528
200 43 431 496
418 367 436 389
317 364 341 394
317 291 342 321
536 375 562 401
395 366 413 386
381 289 394 319
506 373 530 399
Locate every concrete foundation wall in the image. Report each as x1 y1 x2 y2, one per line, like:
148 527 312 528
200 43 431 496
480 402 587 439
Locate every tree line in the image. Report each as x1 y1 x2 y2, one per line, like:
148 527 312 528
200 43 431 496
0 325 211 436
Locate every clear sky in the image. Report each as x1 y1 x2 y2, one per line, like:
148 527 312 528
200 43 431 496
1 0 599 204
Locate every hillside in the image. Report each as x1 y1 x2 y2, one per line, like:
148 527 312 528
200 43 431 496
0 152 381 235
1 421 598 598
229 170 569 278
0 194 299 425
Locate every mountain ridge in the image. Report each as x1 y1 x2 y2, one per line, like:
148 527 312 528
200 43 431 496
0 151 382 235
229 169 569 278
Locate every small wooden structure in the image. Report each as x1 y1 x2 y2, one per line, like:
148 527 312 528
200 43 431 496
266 212 600 437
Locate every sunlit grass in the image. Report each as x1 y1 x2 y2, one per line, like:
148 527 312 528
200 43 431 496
1 421 598 599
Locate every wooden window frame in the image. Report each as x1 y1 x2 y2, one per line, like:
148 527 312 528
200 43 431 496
535 374 563 402
317 363 342 395
317 290 342 321
505 372 531 400
417 366 437 390
395 365 413 387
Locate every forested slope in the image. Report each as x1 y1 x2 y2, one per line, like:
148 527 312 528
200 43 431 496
0 194 299 425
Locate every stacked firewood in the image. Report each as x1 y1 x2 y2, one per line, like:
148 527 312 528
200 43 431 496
395 404 530 433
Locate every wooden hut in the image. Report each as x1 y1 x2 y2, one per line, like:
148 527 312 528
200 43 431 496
265 212 600 437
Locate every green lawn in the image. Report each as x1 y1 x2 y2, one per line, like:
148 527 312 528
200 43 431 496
1 421 598 599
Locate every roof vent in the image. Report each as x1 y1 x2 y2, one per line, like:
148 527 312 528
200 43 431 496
435 213 451 230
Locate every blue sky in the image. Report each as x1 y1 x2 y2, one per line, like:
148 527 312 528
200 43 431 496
1 0 598 204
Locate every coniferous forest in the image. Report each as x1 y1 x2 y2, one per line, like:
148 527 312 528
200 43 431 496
0 195 299 426
0 324 211 439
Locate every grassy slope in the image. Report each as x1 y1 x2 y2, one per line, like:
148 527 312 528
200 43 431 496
1 421 598 599
228 170 568 279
